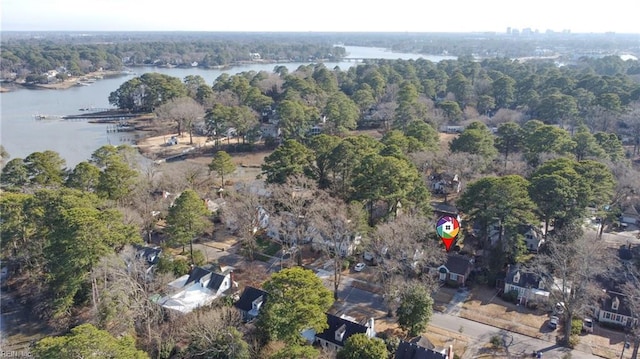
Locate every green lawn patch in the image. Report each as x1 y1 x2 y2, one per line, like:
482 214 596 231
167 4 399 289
256 237 281 256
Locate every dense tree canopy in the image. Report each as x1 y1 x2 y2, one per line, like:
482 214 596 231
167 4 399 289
262 139 315 184
109 73 187 112
257 267 333 343
166 189 210 256
33 323 148 359
337 334 388 359
397 283 434 337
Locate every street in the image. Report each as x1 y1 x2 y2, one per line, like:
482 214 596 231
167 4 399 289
332 270 604 359
430 312 601 359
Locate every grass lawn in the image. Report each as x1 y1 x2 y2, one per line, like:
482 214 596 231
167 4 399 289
460 286 548 339
433 286 456 312
255 237 281 256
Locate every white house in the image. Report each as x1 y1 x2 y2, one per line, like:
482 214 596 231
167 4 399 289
522 225 545 252
503 265 549 306
312 233 362 257
159 266 235 314
487 224 544 252
596 289 638 329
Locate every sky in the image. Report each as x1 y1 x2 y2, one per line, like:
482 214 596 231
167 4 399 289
2 0 640 34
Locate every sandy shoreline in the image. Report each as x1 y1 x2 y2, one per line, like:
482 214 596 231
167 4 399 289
1 70 125 92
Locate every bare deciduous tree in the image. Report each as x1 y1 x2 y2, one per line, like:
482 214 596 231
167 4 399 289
90 247 171 350
530 228 615 344
491 109 525 126
265 176 322 267
367 214 445 316
180 306 247 359
222 183 266 261
155 97 205 144
312 193 365 299
621 265 640 359
598 161 640 238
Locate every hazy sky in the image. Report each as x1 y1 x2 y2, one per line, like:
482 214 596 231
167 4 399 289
2 0 639 34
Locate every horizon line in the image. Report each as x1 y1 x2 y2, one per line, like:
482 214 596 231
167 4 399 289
2 30 639 35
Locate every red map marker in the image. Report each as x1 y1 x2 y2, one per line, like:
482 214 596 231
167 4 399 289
436 216 460 251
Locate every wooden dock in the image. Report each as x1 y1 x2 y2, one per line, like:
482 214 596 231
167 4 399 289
62 110 141 122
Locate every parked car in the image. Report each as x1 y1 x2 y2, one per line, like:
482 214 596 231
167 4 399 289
582 318 593 333
548 316 559 330
354 262 366 272
553 302 565 315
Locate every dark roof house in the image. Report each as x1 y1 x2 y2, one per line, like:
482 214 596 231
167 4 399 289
435 254 474 285
235 286 268 322
503 265 550 306
185 267 212 286
595 274 638 329
207 272 228 291
395 340 453 359
134 245 162 265
314 313 375 350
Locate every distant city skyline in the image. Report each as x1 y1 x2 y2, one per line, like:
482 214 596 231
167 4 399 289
2 0 639 34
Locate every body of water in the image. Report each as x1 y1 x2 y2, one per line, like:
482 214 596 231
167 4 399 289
0 46 455 167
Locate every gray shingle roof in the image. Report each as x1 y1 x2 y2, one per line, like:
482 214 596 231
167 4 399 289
315 313 368 347
395 341 447 359
207 272 227 291
235 286 268 312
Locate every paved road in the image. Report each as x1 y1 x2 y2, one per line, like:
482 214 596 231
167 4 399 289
430 312 601 359
333 273 604 359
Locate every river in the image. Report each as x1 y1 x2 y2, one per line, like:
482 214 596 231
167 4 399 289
0 46 454 167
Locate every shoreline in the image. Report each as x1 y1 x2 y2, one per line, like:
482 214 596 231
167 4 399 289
1 70 127 92
0 57 344 93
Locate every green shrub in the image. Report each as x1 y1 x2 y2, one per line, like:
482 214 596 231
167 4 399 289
490 335 502 349
502 289 519 303
172 258 191 276
342 259 350 271
567 334 580 348
571 318 583 336
190 249 206 266
156 256 174 274
383 335 400 354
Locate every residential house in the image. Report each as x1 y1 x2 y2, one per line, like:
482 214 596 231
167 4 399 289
310 313 376 351
260 123 281 139
484 223 544 252
433 203 462 225
435 254 474 286
429 173 461 195
620 204 639 225
596 288 638 329
134 245 162 266
159 266 235 314
234 286 268 322
311 233 362 257
594 269 638 330
503 265 550 306
395 340 454 359
522 225 544 252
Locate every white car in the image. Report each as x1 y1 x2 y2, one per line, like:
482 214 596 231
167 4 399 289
548 316 559 330
582 318 594 333
354 263 366 272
